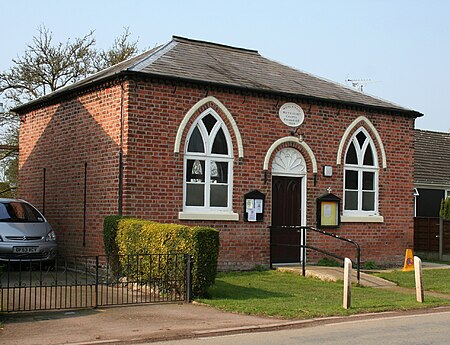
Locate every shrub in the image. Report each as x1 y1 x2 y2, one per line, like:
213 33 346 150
440 198 450 220
103 215 123 257
316 257 342 267
190 226 220 296
362 260 379 270
110 217 219 297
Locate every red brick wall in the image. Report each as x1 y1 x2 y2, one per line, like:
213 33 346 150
19 77 415 269
19 83 127 257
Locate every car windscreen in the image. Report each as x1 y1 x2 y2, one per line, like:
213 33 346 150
0 202 45 222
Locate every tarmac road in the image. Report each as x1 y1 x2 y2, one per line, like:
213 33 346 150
3 304 450 345
144 309 450 345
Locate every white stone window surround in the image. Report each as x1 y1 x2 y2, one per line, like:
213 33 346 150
342 127 383 222
336 116 387 169
179 108 239 221
174 96 244 159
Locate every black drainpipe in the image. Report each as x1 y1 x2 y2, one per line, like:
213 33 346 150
118 78 126 216
83 162 87 247
42 167 46 215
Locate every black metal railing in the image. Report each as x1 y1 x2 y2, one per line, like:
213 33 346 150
0 253 191 312
270 225 361 285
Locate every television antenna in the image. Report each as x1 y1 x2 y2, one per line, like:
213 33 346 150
345 78 379 92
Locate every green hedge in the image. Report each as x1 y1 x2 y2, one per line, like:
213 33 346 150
440 198 450 220
104 216 219 297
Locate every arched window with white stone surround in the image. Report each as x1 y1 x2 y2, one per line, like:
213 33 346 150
183 108 234 215
343 128 379 216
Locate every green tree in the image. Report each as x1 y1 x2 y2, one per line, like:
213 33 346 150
440 198 450 221
0 26 140 195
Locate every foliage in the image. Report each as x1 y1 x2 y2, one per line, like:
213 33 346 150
109 217 219 297
440 198 450 221
252 264 268 272
362 261 379 270
189 226 220 296
103 215 133 256
316 257 342 267
0 25 139 105
375 268 450 294
0 182 15 198
93 27 139 71
196 270 449 319
0 25 139 183
0 111 18 190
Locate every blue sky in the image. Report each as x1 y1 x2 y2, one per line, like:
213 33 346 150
1 0 449 131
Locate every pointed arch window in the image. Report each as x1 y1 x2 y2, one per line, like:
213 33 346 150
184 109 234 213
344 128 379 215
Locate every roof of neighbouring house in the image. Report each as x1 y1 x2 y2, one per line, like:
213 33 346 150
13 36 423 117
415 129 450 186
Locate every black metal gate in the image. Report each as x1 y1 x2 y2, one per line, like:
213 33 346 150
0 253 191 312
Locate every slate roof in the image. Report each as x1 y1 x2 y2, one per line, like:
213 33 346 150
14 36 422 117
415 129 450 186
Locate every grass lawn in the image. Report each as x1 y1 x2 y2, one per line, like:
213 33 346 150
196 270 450 319
374 268 450 294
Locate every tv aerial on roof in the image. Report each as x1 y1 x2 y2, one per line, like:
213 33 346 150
345 78 380 92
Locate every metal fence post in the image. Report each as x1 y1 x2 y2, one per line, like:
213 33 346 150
301 227 306 277
185 254 192 303
95 256 99 308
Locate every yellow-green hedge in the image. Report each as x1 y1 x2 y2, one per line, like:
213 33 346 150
441 197 450 220
106 216 219 297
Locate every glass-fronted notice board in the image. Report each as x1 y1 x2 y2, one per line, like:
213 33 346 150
244 190 265 222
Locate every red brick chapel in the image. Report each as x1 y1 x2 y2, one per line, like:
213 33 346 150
15 36 422 270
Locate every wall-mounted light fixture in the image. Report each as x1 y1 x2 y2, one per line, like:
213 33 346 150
290 127 304 142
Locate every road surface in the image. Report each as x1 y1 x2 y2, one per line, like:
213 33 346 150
141 309 450 345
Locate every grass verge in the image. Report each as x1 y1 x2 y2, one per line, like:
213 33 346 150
195 270 450 319
374 268 450 294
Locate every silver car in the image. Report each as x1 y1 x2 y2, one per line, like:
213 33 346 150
0 198 57 261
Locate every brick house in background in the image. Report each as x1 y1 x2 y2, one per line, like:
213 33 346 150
414 129 450 258
14 36 422 270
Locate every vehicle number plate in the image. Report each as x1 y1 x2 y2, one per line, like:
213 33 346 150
13 247 38 253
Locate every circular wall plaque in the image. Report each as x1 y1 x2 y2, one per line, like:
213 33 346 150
278 103 305 127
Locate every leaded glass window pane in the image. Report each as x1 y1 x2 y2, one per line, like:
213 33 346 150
212 127 228 155
363 146 374 166
362 192 375 211
187 126 205 153
186 184 205 206
186 160 205 182
363 171 375 190
345 142 358 164
210 185 228 207
202 114 217 134
345 191 358 210
211 161 228 184
356 131 366 148
345 170 358 189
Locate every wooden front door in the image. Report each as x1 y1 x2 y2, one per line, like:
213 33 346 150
271 176 303 263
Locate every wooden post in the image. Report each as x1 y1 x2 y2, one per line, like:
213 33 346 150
414 256 424 303
343 257 352 309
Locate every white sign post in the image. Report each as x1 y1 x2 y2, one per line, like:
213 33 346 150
343 258 352 309
414 256 424 303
